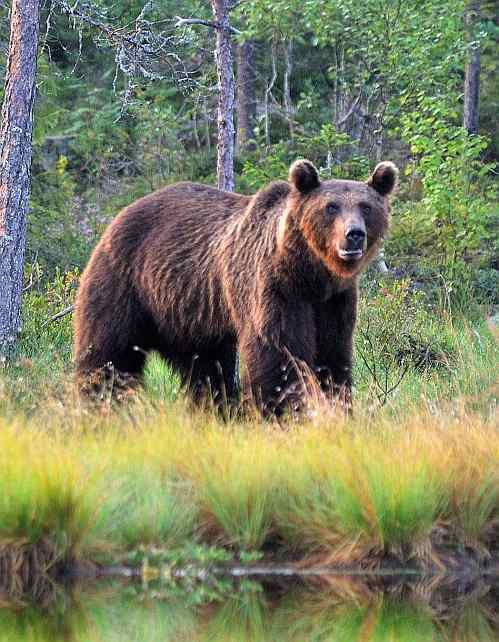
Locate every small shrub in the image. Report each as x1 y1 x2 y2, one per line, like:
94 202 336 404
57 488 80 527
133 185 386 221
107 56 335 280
356 277 456 404
2 267 77 408
399 96 497 278
240 124 368 192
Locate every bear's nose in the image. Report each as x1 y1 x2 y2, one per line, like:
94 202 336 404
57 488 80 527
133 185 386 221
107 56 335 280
345 227 366 247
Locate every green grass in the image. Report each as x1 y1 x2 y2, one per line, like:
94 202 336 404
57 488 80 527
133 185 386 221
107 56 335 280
0 277 497 566
190 432 280 550
143 351 182 402
0 424 95 557
277 444 446 556
0 393 496 565
93 468 198 550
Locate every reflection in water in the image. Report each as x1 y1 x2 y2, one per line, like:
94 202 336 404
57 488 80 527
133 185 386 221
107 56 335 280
0 576 498 642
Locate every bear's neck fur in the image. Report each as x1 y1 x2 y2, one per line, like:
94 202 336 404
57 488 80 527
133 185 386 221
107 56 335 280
275 212 358 301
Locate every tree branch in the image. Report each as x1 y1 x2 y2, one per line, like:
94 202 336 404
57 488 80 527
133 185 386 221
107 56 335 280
52 0 195 98
174 16 241 35
42 304 74 327
337 88 364 127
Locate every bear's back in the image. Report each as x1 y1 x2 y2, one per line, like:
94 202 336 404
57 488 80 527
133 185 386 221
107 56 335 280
108 182 249 248
95 182 252 340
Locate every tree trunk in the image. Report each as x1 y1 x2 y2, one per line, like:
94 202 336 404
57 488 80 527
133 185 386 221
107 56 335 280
283 39 294 139
203 97 211 153
211 0 235 192
264 40 278 147
0 0 41 362
236 39 256 153
463 0 481 134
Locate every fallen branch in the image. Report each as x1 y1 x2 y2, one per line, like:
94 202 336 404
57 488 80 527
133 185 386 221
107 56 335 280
42 304 75 327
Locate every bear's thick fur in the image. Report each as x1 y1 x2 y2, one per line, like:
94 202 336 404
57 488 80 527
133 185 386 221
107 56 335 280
74 159 397 415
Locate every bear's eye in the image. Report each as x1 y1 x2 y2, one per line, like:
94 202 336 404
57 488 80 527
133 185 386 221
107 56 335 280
326 202 340 216
360 203 373 216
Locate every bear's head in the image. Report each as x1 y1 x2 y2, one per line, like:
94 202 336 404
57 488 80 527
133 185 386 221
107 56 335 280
283 159 398 279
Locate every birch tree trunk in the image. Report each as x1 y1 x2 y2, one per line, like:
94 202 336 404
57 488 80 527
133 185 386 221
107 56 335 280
264 40 278 147
463 0 481 134
0 0 41 361
236 39 256 153
211 0 235 192
283 39 294 139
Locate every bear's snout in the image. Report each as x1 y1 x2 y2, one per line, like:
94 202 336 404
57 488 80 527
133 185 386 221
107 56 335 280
337 218 367 262
345 226 366 249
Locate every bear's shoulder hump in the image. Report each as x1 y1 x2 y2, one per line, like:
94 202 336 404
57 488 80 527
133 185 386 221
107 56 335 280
251 181 290 211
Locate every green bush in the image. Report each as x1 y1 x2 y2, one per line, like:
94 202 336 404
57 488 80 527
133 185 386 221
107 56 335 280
29 157 91 277
399 96 498 278
1 267 77 409
473 268 499 305
239 124 369 192
355 277 457 404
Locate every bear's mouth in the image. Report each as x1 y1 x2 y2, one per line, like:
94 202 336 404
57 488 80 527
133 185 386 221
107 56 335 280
338 249 363 262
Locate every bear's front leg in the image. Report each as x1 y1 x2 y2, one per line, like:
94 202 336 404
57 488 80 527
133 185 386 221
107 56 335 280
240 319 316 418
314 287 357 413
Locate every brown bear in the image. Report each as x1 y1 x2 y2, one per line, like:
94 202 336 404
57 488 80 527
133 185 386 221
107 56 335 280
74 159 397 415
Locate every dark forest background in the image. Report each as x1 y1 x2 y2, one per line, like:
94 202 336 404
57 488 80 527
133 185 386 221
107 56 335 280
0 0 497 291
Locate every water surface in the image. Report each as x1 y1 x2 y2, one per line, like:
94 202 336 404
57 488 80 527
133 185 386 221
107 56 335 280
1 572 498 641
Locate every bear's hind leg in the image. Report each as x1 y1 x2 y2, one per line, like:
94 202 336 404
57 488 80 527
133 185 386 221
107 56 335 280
75 296 157 400
76 344 147 401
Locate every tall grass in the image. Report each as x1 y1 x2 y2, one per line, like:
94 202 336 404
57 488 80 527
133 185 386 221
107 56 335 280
0 423 95 558
276 432 447 558
0 395 496 565
93 468 198 550
0 286 497 565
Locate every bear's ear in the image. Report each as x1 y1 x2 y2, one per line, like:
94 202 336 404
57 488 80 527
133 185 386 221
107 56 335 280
289 159 320 194
367 161 399 196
